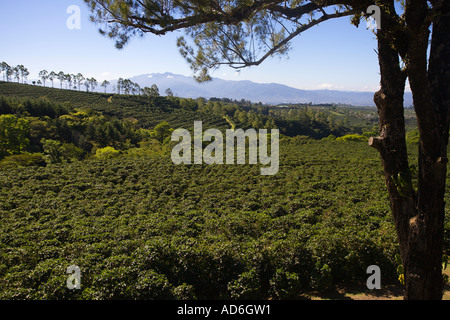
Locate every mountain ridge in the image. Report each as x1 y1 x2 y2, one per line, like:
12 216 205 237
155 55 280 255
109 72 413 107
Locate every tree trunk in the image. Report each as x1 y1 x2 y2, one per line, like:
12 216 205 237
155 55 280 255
371 1 449 299
401 0 449 300
369 8 417 289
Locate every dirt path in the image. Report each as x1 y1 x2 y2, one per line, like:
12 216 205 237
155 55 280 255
310 267 450 300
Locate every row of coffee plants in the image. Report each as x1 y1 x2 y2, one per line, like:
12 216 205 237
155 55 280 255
1 139 447 299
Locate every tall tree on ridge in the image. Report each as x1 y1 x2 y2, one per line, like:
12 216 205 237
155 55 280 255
101 80 110 93
76 73 85 91
84 78 91 92
12 66 20 83
48 71 56 88
72 74 77 90
20 66 29 84
116 77 124 94
132 82 140 95
15 65 29 84
39 70 49 87
89 77 98 92
57 71 66 89
0 62 6 81
66 74 72 90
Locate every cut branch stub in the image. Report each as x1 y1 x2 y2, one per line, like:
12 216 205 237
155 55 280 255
368 136 384 151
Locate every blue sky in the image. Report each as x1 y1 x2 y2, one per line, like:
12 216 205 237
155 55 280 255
1 0 386 92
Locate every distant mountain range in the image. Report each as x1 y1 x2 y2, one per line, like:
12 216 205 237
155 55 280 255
108 72 413 107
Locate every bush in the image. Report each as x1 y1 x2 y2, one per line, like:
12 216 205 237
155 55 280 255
310 263 333 291
173 283 197 300
61 143 85 162
0 152 45 169
227 269 261 299
0 136 436 300
269 269 302 299
95 146 120 159
41 138 65 164
0 114 30 158
133 270 174 299
322 134 336 141
336 134 367 142
406 130 420 144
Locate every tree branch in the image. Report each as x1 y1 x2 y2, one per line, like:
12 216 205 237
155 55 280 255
210 8 357 69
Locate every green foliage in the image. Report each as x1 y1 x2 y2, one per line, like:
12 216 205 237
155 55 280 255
0 153 45 169
443 255 449 285
41 138 65 164
0 95 72 117
322 134 336 141
0 114 30 158
228 269 261 299
61 143 85 162
1 81 374 144
395 254 405 285
396 254 449 286
0 81 447 300
336 134 367 142
311 264 333 291
269 269 302 299
406 130 420 144
147 84 160 97
0 81 230 132
152 121 174 143
95 146 120 159
0 139 437 300
126 138 164 158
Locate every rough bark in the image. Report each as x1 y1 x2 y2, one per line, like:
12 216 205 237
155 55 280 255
371 0 449 299
369 2 416 290
400 0 448 300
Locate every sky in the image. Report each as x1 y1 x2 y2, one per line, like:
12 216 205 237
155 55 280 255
1 0 388 92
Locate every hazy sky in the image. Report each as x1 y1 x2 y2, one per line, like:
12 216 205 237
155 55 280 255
1 0 386 92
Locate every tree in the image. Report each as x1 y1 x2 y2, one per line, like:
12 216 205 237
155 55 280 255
12 66 20 83
39 70 49 87
41 138 66 164
85 0 450 299
71 74 77 90
116 77 124 94
152 121 173 143
76 73 84 91
101 80 110 93
57 71 66 89
0 114 30 158
1 62 9 81
132 82 141 95
89 77 98 92
5 64 13 82
142 84 159 98
165 88 174 97
15 65 23 83
15 65 29 84
66 74 73 90
150 84 159 97
122 78 133 94
20 66 29 84
95 146 120 159
84 78 91 92
48 71 56 88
